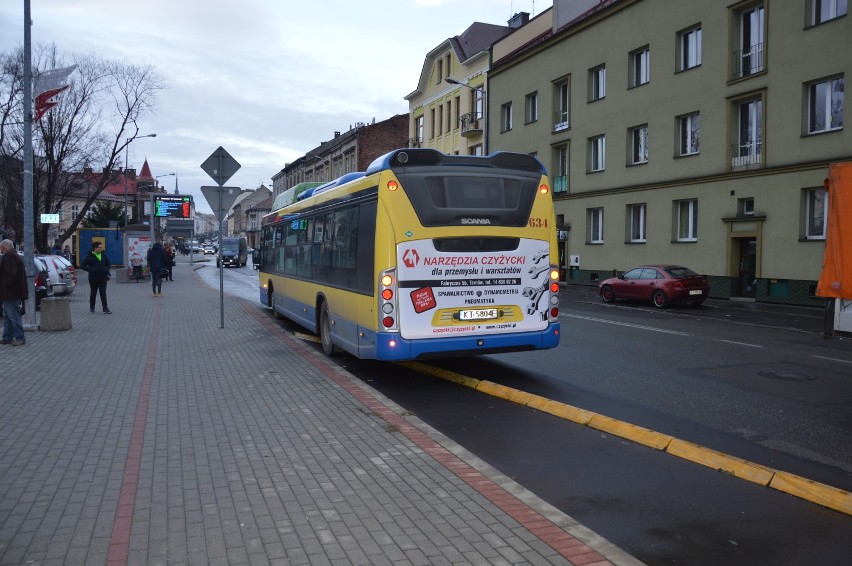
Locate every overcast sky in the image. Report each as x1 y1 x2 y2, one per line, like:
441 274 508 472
1 0 551 214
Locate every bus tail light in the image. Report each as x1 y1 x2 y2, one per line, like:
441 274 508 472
379 268 399 331
539 184 550 195
548 264 560 322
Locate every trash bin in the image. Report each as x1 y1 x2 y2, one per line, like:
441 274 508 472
39 296 72 331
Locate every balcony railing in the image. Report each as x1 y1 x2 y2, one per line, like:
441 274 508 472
460 112 483 137
731 142 762 168
552 175 568 194
553 111 569 132
732 43 765 79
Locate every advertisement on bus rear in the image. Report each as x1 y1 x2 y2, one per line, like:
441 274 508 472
396 238 551 340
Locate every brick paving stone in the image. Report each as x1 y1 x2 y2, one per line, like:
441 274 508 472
0 259 638 566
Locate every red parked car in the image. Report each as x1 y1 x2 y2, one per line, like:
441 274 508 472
598 264 710 308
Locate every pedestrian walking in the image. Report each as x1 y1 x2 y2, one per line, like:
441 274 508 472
0 238 28 345
80 242 112 313
164 243 176 281
147 242 168 297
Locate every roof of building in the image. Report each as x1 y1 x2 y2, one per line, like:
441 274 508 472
450 22 514 63
138 159 154 181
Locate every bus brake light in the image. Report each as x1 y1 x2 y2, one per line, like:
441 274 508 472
387 180 399 192
539 184 549 195
550 282 559 293
382 317 395 328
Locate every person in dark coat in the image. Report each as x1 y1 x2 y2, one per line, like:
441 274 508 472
80 241 112 313
164 243 176 281
0 238 29 345
147 242 168 297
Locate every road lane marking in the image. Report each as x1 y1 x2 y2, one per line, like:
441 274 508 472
403 361 852 517
563 313 690 336
812 355 852 365
718 339 764 348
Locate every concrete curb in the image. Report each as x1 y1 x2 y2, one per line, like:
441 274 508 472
406 363 852 517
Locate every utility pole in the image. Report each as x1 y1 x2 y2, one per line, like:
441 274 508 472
22 0 36 327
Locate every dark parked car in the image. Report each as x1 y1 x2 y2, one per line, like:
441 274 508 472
598 264 710 308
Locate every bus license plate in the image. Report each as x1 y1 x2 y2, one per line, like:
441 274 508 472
689 290 703 295
460 308 498 321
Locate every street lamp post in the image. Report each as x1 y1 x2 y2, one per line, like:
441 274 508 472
123 133 157 228
445 78 487 153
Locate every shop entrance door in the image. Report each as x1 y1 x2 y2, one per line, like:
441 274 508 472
734 237 757 297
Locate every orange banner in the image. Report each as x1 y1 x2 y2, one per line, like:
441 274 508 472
817 162 852 299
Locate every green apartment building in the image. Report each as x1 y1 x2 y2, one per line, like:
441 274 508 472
485 0 849 306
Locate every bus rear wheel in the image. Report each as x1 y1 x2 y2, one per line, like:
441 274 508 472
269 287 283 320
319 301 337 357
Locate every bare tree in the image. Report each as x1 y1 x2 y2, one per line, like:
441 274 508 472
0 44 164 250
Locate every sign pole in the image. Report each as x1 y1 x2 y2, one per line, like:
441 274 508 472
218 151 225 329
200 146 242 330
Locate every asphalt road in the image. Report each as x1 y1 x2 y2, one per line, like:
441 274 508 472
196 264 852 565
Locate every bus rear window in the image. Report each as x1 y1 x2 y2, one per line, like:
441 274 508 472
398 172 539 227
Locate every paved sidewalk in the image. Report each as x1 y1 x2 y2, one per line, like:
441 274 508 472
0 262 640 566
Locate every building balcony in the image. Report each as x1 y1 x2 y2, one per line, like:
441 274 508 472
553 111 569 133
731 142 762 169
460 112 483 137
732 43 765 80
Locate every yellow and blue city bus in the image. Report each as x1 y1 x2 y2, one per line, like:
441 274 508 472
257 148 560 361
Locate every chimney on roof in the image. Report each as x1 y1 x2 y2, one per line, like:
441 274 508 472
508 11 530 28
128 168 137 180
334 131 340 137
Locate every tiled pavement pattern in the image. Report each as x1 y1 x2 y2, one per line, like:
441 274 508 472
0 260 639 565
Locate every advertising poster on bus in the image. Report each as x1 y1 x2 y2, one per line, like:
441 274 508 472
396 238 551 340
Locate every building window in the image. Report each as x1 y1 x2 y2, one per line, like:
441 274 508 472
732 95 763 168
437 105 443 135
71 205 79 221
678 25 702 71
676 199 698 241
455 95 461 129
415 115 424 146
429 108 435 139
678 112 701 156
809 0 848 25
629 203 647 243
629 47 650 87
737 197 755 216
501 102 513 132
732 3 765 79
805 188 828 239
588 208 604 243
436 59 443 84
554 80 570 131
446 100 453 132
553 144 569 194
589 135 606 172
525 91 539 124
589 65 606 101
808 76 845 133
630 124 649 165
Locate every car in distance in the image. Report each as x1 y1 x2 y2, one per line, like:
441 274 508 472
203 245 216 255
598 264 710 308
44 255 76 295
216 236 247 268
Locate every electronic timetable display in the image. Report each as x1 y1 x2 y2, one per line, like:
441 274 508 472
155 195 192 218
